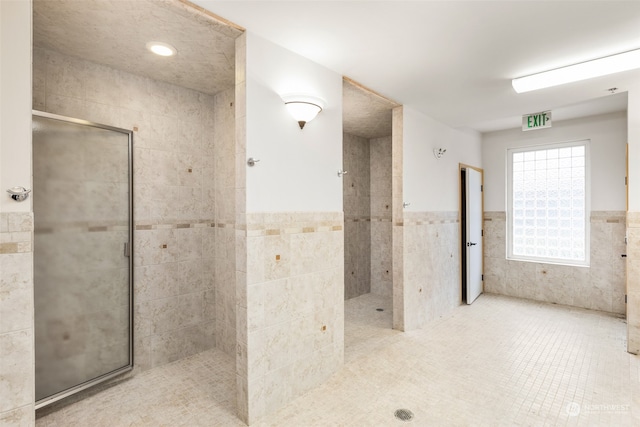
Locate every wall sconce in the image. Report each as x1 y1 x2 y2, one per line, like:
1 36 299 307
433 148 446 159
282 95 324 129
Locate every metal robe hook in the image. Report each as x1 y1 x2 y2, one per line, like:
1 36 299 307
337 170 348 178
247 157 260 167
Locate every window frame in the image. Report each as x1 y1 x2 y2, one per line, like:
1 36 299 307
506 139 591 267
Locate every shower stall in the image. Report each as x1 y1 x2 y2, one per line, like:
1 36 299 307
32 111 133 408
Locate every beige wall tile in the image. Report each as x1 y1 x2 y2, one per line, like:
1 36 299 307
0 329 34 412
484 211 627 315
0 404 34 426
238 212 344 423
0 253 33 334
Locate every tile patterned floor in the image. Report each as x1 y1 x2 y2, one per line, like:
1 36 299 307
36 293 640 426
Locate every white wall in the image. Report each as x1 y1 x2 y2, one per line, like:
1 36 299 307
402 106 482 211
245 32 343 212
482 111 627 212
1 0 32 213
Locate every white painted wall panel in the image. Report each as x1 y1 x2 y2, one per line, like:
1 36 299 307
245 32 343 212
482 111 627 212
1 0 32 213
402 106 482 212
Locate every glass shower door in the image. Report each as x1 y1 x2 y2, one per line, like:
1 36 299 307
33 111 133 408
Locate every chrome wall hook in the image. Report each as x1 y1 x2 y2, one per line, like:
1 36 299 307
247 157 260 167
337 170 348 177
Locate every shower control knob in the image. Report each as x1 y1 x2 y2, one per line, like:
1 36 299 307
6 187 31 202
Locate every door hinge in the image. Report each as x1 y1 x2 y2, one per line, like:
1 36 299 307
625 176 628 185
124 242 131 257
480 185 483 192
625 294 628 304
481 229 484 237
481 274 484 281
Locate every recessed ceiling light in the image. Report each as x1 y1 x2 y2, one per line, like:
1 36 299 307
146 41 177 57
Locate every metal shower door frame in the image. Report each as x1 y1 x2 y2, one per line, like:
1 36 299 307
32 110 134 409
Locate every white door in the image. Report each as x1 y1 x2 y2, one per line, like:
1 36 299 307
465 168 483 304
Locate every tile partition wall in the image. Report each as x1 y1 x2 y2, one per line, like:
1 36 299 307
390 106 461 332
343 132 371 299
370 136 393 297
484 211 627 314
401 212 461 330
239 213 345 423
32 47 235 372
235 33 344 424
0 213 35 425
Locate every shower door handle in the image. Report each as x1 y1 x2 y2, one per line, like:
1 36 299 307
124 242 131 257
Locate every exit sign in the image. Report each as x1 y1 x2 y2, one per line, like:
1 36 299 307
522 111 552 131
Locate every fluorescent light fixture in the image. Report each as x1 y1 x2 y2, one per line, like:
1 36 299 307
282 94 324 129
512 48 640 93
146 41 177 57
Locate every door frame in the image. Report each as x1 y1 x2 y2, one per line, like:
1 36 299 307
459 163 484 304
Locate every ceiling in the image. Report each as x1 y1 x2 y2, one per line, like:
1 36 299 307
33 1 640 135
192 0 640 133
343 79 399 139
33 0 241 96
33 0 396 139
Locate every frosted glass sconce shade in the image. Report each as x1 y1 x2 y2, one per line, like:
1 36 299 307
282 95 324 129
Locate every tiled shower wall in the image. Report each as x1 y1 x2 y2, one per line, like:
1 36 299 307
343 133 370 299
370 136 392 297
484 211 626 314
342 133 392 300
401 212 461 330
32 48 234 371
0 213 35 425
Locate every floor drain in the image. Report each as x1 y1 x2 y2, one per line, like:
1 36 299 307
376 308 384 312
394 409 414 421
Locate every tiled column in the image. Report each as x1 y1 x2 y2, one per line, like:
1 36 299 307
627 212 640 354
234 32 250 423
392 106 405 331
627 86 640 354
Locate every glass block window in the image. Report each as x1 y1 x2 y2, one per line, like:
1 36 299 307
507 140 590 266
